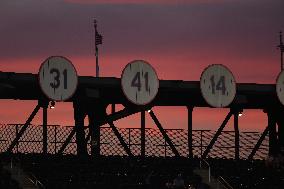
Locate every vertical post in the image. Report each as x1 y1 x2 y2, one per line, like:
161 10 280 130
268 110 277 156
233 109 240 160
187 106 193 158
141 111 146 157
43 105 48 154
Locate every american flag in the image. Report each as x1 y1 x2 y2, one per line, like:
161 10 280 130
95 31 103 46
278 31 284 52
94 19 103 46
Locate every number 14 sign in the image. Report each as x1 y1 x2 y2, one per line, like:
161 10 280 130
200 64 236 107
121 60 159 105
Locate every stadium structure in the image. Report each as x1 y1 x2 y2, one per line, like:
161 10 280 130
0 67 284 189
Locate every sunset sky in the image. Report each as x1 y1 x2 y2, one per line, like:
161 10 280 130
0 0 284 131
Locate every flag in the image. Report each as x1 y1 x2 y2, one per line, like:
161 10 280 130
278 31 284 52
279 44 284 52
95 32 103 46
94 19 103 46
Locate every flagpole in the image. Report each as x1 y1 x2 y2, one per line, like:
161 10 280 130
94 19 100 77
279 31 284 71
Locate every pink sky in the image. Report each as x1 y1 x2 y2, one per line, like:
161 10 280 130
0 0 283 131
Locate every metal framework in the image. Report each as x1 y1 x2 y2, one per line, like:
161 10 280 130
0 71 283 159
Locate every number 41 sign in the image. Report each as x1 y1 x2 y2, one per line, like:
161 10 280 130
121 60 159 105
200 64 236 107
38 56 78 101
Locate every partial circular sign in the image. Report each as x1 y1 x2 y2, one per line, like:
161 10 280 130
38 56 78 101
121 60 159 105
200 64 236 107
276 70 284 105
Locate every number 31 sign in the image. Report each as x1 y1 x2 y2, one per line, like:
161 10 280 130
38 56 78 101
200 64 236 107
121 60 159 105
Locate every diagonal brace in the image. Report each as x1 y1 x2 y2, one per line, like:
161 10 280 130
57 128 76 154
108 121 133 156
7 104 41 153
149 110 180 157
248 126 269 160
202 110 233 159
59 106 144 155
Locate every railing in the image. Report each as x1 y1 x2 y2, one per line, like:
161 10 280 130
200 158 211 183
0 124 269 159
27 174 45 189
218 176 234 189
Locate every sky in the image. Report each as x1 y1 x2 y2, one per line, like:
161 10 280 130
0 0 284 131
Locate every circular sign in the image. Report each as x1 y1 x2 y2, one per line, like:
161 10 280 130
38 56 78 101
200 64 236 107
121 60 159 105
276 70 284 105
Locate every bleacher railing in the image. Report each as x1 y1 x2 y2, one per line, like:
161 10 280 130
0 124 268 159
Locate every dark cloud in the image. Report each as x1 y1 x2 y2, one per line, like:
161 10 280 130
0 0 283 62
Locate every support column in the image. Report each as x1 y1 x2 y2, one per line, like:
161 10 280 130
73 100 87 156
87 102 108 157
187 106 193 159
233 109 240 160
141 111 146 158
88 111 99 156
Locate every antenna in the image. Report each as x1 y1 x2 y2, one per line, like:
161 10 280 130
278 31 284 70
94 19 103 77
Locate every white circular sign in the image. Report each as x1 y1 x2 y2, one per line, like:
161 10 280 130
276 70 284 105
200 64 236 107
38 56 78 101
121 60 159 105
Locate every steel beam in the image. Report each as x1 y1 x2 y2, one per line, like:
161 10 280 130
248 126 269 160
7 103 41 152
187 106 193 158
149 110 180 157
201 110 233 159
